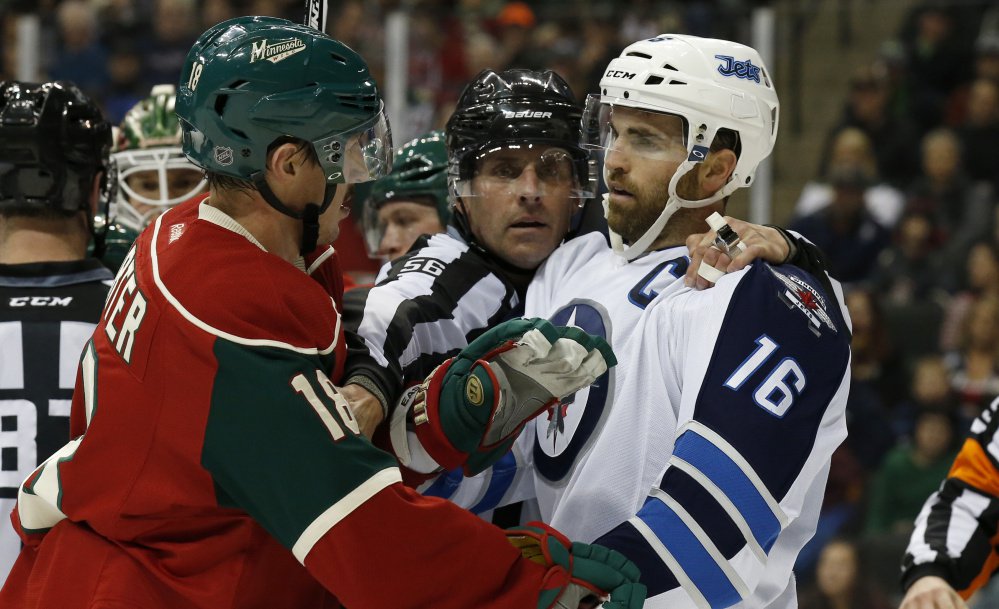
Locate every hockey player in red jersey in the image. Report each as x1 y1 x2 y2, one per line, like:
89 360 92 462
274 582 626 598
0 16 645 609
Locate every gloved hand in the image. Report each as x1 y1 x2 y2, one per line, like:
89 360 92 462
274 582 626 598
393 317 614 476
507 522 646 609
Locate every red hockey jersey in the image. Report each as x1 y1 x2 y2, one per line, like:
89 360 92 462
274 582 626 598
0 200 548 608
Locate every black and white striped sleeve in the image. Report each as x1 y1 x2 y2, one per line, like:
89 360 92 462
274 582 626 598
341 234 519 411
902 397 999 598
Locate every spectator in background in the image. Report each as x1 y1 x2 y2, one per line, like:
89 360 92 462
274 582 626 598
798 538 892 609
898 3 974 134
102 40 144 123
138 0 198 90
797 127 905 229
956 78 999 191
790 164 893 284
869 210 947 306
864 406 958 535
905 127 994 276
49 1 109 102
893 355 964 440
940 241 999 351
820 65 920 188
841 288 903 470
493 1 539 69
945 296 999 421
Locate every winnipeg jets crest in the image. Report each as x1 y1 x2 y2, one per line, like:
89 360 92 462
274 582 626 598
534 300 613 482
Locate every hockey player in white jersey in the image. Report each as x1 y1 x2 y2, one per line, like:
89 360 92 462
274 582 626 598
394 35 852 609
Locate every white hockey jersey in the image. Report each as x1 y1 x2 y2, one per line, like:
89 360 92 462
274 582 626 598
423 232 852 609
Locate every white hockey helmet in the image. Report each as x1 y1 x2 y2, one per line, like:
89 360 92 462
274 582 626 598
112 84 207 232
585 34 779 259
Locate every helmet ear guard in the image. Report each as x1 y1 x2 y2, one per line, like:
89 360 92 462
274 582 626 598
593 34 780 260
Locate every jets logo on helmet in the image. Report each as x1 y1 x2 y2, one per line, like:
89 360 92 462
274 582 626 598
585 34 779 260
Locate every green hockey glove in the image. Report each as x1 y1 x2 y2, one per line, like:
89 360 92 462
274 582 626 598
506 521 646 609
395 317 614 476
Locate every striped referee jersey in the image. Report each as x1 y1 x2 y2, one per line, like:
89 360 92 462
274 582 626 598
902 396 999 597
342 228 531 412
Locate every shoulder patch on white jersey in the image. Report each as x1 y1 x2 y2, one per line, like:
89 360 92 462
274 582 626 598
767 267 836 336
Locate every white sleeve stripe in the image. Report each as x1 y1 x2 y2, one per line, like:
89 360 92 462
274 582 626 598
678 420 788 528
292 467 402 563
671 456 768 563
629 516 712 609
906 492 939 565
651 489 752 601
401 273 508 368
946 489 992 558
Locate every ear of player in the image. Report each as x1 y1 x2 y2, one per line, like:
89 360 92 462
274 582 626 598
403 317 615 475
506 522 646 609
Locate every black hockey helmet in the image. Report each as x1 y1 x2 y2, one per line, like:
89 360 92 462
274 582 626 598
0 81 115 215
445 69 593 200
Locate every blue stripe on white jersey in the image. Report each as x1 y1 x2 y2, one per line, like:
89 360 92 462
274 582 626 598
470 451 518 513
423 467 463 499
669 422 785 554
631 492 747 608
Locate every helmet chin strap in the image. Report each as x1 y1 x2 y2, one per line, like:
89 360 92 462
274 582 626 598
606 156 740 261
250 171 338 255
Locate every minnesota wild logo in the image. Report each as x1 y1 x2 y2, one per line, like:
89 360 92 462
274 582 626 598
250 38 306 64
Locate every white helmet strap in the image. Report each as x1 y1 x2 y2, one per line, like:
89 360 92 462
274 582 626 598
605 153 736 261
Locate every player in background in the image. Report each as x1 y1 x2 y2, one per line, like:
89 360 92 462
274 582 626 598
0 81 116 586
391 35 852 609
356 129 450 264
898 396 999 609
0 17 644 609
98 84 208 272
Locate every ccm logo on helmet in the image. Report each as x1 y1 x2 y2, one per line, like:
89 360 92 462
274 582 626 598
605 70 636 80
715 55 761 83
501 110 552 119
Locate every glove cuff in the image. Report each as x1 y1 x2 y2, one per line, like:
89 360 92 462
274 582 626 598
411 360 467 471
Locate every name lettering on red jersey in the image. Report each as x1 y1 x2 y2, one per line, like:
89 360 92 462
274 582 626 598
103 245 149 364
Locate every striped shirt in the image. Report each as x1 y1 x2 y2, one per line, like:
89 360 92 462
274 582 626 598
342 229 530 407
902 396 999 598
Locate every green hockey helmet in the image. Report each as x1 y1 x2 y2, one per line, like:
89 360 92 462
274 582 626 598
113 84 207 232
176 16 391 186
176 16 392 253
357 130 450 255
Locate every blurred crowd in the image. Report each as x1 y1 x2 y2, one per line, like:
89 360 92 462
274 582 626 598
5 0 999 606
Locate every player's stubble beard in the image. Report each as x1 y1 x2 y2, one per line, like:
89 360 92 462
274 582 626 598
606 167 700 246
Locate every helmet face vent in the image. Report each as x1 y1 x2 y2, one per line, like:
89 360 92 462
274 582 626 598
214 94 229 117
663 63 678 71
645 75 664 86
330 52 347 65
229 80 248 89
669 80 687 85
230 128 249 140
627 51 652 59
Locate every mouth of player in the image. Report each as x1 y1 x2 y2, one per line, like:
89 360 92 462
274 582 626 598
608 186 635 202
509 219 547 232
